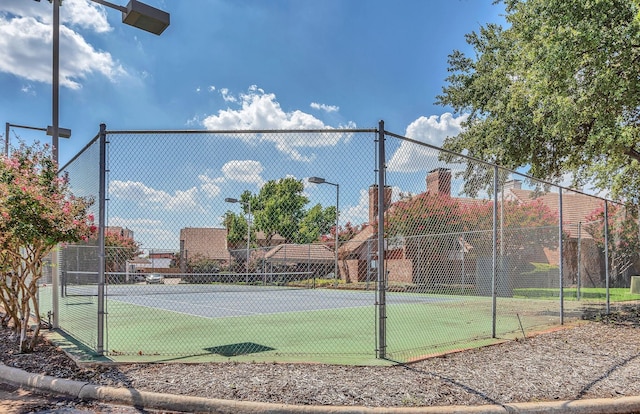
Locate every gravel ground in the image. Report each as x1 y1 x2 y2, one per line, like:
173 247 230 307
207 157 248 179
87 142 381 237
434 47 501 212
1 306 640 411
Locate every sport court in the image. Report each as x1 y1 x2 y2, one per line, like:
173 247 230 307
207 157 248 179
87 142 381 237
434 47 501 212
53 276 571 365
100 283 453 318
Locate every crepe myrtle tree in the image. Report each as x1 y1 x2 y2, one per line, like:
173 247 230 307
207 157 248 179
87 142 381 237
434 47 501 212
385 191 558 284
584 203 640 287
105 231 142 273
0 144 96 352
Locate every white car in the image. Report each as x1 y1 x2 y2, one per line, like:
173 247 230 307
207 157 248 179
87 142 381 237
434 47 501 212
145 273 165 284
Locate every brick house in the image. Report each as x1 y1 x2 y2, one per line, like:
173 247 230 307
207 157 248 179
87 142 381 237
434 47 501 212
178 227 287 272
263 244 335 278
338 169 621 292
179 228 231 271
106 226 134 239
502 180 611 288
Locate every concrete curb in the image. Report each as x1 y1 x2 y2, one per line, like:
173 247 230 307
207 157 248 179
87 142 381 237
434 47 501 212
2 364 640 414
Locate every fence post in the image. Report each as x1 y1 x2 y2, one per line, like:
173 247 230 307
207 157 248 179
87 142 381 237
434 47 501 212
376 120 387 359
492 166 498 338
577 222 582 300
604 201 610 314
97 123 107 355
51 249 60 328
559 188 564 325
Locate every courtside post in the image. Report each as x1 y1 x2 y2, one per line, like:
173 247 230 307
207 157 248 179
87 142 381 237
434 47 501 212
492 166 498 338
604 201 610 314
559 188 564 325
97 123 107 355
376 120 386 359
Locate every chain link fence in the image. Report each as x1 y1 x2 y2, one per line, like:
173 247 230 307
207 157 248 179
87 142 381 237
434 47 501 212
48 123 639 364
55 134 102 350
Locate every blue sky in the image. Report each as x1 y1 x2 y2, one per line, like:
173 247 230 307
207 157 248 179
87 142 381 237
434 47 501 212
0 0 507 250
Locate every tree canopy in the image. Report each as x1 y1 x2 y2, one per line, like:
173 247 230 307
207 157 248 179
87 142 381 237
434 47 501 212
225 177 337 246
105 231 142 273
584 203 639 286
0 144 96 352
436 0 640 203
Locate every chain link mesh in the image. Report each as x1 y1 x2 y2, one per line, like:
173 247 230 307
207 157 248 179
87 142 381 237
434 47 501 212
55 136 101 350
50 127 639 364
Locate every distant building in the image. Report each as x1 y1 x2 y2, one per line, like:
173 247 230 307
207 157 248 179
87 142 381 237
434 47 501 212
179 228 231 271
339 169 620 291
106 226 134 239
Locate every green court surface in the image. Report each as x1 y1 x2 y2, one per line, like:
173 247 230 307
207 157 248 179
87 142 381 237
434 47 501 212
38 285 603 365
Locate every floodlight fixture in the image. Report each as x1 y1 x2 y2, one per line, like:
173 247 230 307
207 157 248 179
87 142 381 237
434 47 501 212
89 0 170 35
46 126 71 139
5 122 71 157
308 176 326 184
122 0 170 35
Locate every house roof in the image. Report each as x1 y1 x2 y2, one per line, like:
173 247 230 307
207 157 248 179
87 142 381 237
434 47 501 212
338 225 376 256
264 243 334 264
507 189 603 237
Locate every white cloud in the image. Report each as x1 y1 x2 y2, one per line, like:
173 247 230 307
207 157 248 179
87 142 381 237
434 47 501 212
387 113 468 173
0 0 124 90
221 160 265 186
341 188 370 226
310 102 339 113
63 0 112 33
197 173 222 198
109 217 163 227
108 217 175 247
20 84 35 96
2 0 110 31
202 86 354 161
110 180 202 212
220 88 237 103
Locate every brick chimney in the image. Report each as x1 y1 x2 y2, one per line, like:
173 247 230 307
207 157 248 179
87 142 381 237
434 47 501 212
503 179 522 190
368 185 392 224
426 168 451 196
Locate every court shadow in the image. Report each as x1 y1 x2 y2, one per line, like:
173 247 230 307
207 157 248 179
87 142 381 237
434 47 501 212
204 342 275 357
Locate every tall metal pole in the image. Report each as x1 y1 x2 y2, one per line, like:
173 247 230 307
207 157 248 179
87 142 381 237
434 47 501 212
334 184 339 282
97 123 107 355
604 201 610 314
4 123 8 156
559 189 564 325
246 199 251 276
492 166 498 338
376 120 386 359
50 0 61 329
577 222 582 300
52 0 60 165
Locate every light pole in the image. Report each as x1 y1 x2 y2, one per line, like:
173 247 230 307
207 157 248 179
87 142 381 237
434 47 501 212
4 122 71 159
308 177 340 282
49 0 170 166
225 197 252 276
44 0 169 332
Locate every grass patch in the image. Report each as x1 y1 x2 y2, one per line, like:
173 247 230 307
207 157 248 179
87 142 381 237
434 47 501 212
514 287 640 302
521 262 558 274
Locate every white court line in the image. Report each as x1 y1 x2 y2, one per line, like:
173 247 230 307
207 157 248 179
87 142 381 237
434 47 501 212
109 295 262 318
107 293 377 320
